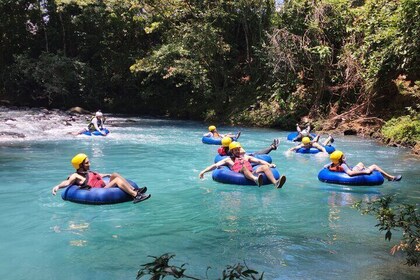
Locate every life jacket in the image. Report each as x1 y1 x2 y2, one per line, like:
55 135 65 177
328 164 344 172
88 117 103 131
218 147 228 156
231 157 253 173
79 171 106 188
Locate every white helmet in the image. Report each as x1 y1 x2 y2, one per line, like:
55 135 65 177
95 111 103 117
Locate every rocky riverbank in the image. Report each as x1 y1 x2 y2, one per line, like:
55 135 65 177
0 106 98 142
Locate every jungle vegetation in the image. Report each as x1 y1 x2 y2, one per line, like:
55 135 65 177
1 0 418 269
0 0 419 147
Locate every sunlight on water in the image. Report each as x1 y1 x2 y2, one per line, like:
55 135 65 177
0 108 419 279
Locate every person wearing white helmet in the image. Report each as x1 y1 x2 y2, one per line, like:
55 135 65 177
293 122 313 141
74 110 107 135
87 111 106 135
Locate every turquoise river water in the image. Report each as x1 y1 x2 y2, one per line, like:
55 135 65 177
0 116 419 279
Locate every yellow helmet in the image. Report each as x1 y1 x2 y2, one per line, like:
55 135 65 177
208 125 216 132
302 137 311 144
330 150 344 164
71 153 88 169
229 141 242 151
221 137 232 147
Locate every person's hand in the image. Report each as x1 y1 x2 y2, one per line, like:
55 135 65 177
52 186 59 195
270 163 276 168
199 172 204 179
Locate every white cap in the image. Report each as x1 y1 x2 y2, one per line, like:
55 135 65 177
95 111 103 117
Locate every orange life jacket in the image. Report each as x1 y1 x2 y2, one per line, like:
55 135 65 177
328 164 344 172
80 171 106 188
231 157 253 173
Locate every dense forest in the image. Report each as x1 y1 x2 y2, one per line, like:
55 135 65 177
0 0 419 149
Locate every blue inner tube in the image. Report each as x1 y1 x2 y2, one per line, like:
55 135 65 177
212 166 280 186
202 136 237 145
61 177 138 205
287 132 317 141
296 145 335 154
318 168 384 186
82 128 110 136
214 153 272 164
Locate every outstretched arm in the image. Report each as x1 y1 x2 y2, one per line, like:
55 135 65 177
288 144 301 152
199 160 228 179
52 174 78 195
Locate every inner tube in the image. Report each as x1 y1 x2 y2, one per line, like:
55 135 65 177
61 176 138 205
202 136 237 145
214 153 272 164
318 168 384 186
296 145 335 154
287 132 317 141
82 128 110 136
212 166 280 185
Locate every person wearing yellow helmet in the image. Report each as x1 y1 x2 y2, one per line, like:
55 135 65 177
203 125 241 140
325 150 402 181
51 153 151 203
199 141 287 188
217 137 280 157
288 134 334 153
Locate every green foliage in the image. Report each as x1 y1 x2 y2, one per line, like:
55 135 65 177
381 109 420 146
0 0 418 148
353 195 420 266
137 254 263 280
5 52 95 107
266 0 353 118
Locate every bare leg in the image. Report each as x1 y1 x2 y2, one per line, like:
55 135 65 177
254 165 277 185
105 173 137 197
312 134 320 143
241 168 259 182
71 128 88 136
352 162 367 171
322 134 334 146
312 142 327 153
367 164 395 180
